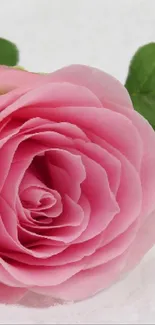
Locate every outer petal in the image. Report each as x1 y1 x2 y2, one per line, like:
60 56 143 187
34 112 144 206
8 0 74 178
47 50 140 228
0 66 45 91
107 101 155 217
31 252 128 301
0 83 102 122
0 283 27 304
124 210 155 272
0 65 132 110
47 64 133 109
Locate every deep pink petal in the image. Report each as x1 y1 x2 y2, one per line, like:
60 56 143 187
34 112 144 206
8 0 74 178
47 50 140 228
0 283 27 304
0 261 23 287
47 149 85 202
0 197 18 239
20 169 62 218
52 195 84 227
17 194 89 245
1 130 75 209
5 234 102 267
0 258 85 287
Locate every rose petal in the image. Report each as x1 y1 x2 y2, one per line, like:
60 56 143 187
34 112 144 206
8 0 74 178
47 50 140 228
47 64 133 109
0 82 102 122
47 149 85 202
74 153 119 242
107 102 155 217
13 104 143 171
0 283 26 304
5 233 102 267
43 194 88 243
74 139 121 195
52 195 84 228
32 252 128 301
20 169 62 219
1 130 75 209
85 131 142 243
0 66 44 90
0 206 65 260
84 220 139 269
0 261 23 287
124 210 155 272
0 258 85 287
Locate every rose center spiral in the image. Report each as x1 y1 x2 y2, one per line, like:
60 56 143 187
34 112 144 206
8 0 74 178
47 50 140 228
19 153 63 224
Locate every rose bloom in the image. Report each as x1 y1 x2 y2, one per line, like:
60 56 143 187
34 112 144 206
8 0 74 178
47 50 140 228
0 64 154 308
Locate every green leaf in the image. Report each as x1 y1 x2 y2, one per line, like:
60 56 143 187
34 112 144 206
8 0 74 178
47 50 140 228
0 38 19 66
125 43 155 129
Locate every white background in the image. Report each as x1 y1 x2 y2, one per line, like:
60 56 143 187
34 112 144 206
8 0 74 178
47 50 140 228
0 0 155 323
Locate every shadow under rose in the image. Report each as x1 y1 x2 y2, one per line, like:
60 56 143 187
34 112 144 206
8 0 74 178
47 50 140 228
18 291 66 309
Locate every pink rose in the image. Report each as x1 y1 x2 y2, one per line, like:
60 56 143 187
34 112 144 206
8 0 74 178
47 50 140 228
0 64 155 308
